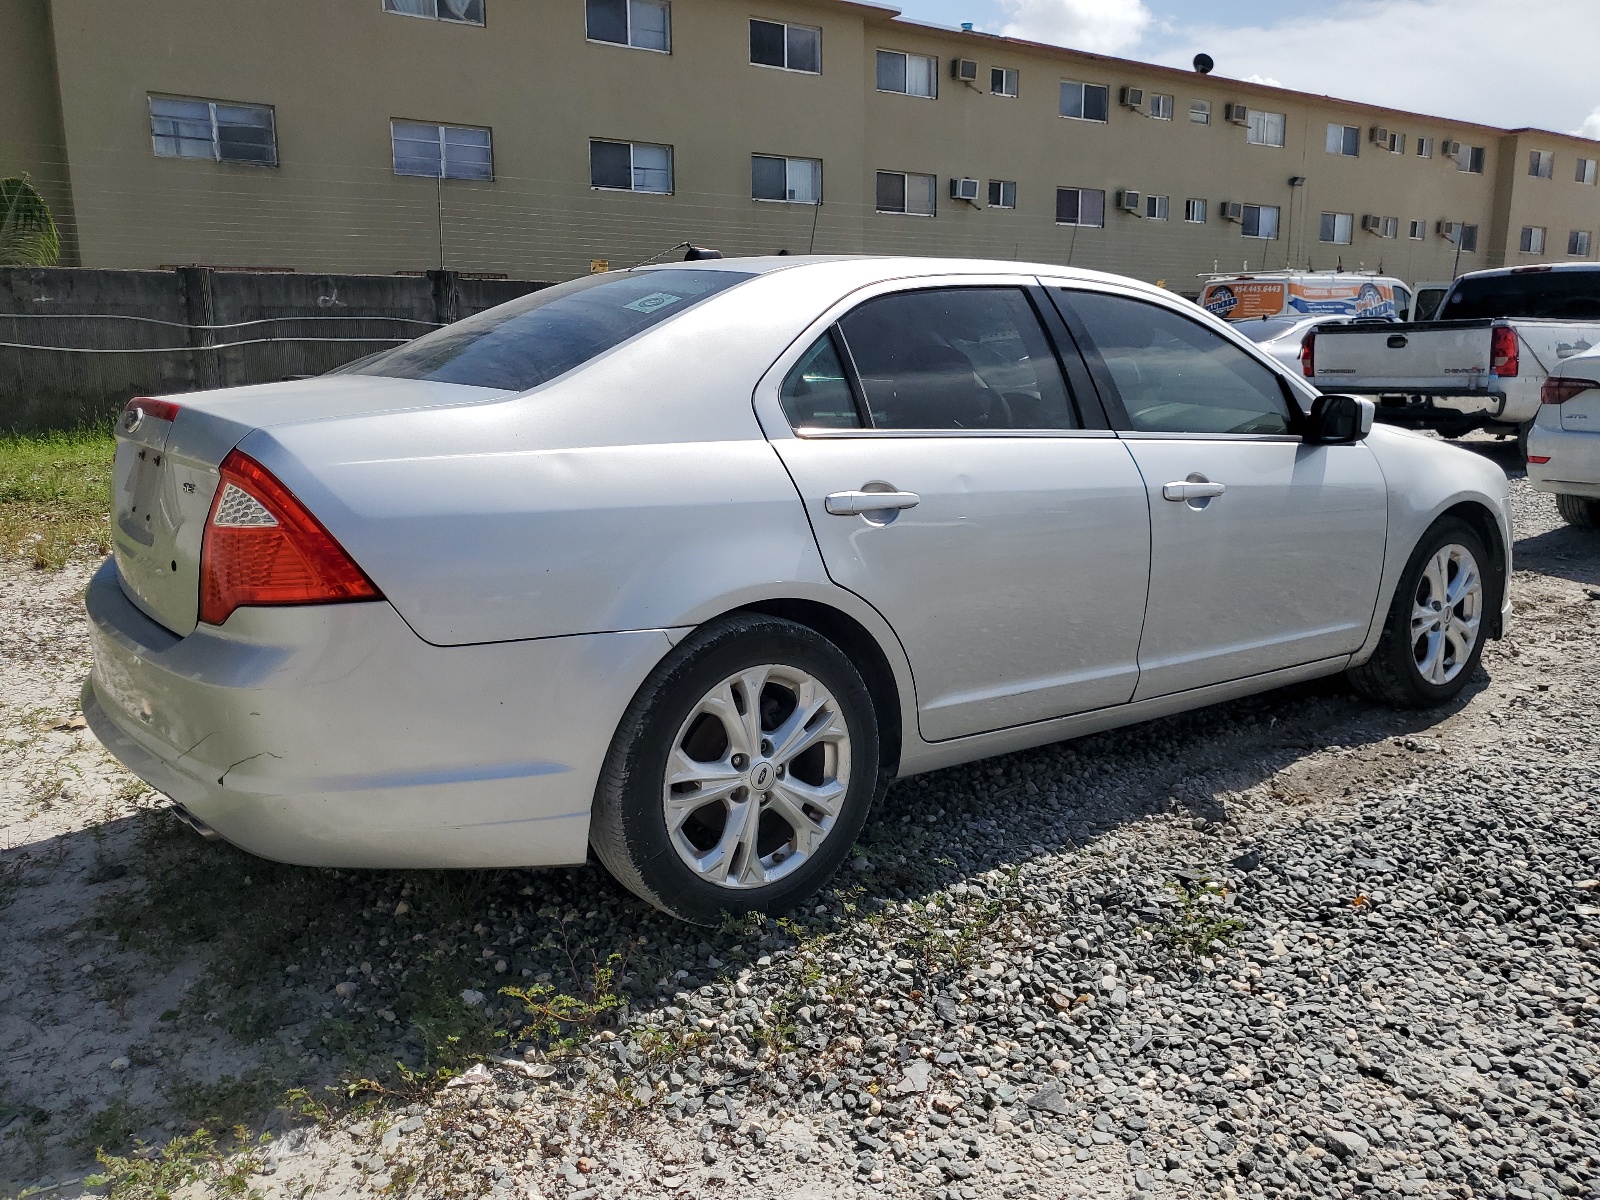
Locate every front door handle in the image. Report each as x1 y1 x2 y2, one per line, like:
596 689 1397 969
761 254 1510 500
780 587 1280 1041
824 489 921 516
1162 480 1226 502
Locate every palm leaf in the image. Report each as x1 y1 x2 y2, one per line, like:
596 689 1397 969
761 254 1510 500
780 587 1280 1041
0 174 62 267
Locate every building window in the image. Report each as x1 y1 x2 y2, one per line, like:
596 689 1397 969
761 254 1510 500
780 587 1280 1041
1189 99 1211 125
876 170 935 215
1519 226 1546 255
1146 194 1169 220
752 154 820 203
876 50 936 97
1459 224 1478 253
1242 204 1279 239
990 67 1019 97
1326 123 1359 157
1246 110 1285 147
1184 197 1207 223
1529 149 1554 179
383 0 484 24
586 0 669 51
750 19 820 72
1381 216 1399 238
1577 157 1597 185
391 120 492 180
1457 145 1485 174
1570 230 1593 256
1148 93 1173 120
987 179 1016 208
1408 219 1425 240
590 139 672 192
1059 81 1109 123
150 96 276 165
1055 187 1105 227
1319 212 1353 244
1416 136 1433 159
1387 131 1406 154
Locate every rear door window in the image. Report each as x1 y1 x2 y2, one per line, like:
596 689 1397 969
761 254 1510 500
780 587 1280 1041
1058 290 1292 435
341 268 752 392
780 333 863 429
834 288 1079 430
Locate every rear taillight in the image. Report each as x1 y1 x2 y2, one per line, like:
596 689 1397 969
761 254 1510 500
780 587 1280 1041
198 449 380 626
1299 331 1316 377
120 396 180 432
1490 325 1519 378
1542 377 1599 405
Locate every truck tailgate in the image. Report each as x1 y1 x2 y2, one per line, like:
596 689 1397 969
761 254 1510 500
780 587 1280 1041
1311 321 1495 392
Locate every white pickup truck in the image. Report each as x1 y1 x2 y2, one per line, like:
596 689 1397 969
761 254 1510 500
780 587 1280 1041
1303 263 1600 451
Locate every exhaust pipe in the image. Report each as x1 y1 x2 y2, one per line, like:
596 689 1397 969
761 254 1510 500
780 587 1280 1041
170 803 222 841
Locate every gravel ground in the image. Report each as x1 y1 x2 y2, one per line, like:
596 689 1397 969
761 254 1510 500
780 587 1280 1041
2 442 1598 1199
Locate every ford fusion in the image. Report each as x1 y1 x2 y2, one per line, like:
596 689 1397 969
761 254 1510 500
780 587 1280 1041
85 257 1512 924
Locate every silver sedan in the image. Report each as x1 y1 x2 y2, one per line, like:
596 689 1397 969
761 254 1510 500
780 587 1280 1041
86 257 1512 923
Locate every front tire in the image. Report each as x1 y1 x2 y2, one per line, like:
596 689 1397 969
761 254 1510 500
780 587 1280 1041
590 614 880 924
1347 517 1494 708
1556 493 1600 529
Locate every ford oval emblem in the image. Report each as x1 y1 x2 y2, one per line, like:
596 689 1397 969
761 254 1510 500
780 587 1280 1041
123 407 143 433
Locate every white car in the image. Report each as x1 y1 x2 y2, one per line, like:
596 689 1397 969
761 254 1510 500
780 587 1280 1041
1527 344 1600 528
83 257 1513 923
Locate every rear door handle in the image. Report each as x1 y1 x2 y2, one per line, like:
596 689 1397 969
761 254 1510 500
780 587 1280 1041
1162 480 1226 501
824 489 920 516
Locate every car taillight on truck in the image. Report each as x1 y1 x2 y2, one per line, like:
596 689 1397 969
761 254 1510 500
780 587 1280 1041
1490 325 1519 378
198 449 381 626
1299 331 1315 377
1542 377 1599 405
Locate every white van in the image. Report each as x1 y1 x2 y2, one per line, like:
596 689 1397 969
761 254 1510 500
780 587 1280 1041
1199 271 1415 324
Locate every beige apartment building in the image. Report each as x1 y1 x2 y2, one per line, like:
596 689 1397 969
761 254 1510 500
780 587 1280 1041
5 0 1599 290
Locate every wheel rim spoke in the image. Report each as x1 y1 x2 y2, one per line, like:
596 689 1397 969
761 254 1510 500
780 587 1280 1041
1409 543 1483 687
764 784 831 858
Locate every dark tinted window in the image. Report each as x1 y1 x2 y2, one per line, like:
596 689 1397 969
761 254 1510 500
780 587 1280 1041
589 140 631 189
585 0 628 42
341 269 751 392
1437 269 1600 320
750 19 785 65
1061 291 1291 435
780 334 861 429
837 288 1078 430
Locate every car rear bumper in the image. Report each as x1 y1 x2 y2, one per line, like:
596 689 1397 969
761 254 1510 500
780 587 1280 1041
83 557 674 869
1527 421 1600 498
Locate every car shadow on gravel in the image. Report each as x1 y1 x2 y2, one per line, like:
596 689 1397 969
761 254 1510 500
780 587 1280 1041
0 659 1489 1182
1513 526 1600 586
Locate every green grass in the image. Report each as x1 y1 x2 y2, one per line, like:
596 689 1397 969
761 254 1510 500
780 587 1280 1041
0 426 114 569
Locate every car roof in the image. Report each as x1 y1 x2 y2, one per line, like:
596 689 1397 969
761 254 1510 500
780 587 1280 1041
1453 262 1600 282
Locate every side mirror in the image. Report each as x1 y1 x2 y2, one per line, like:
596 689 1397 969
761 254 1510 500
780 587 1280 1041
1306 394 1375 444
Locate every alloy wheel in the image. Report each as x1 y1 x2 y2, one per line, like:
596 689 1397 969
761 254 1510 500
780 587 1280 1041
1409 542 1483 686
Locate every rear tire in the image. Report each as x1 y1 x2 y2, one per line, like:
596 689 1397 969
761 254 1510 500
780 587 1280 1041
1515 419 1533 464
590 614 880 925
1347 517 1494 708
1556 493 1600 529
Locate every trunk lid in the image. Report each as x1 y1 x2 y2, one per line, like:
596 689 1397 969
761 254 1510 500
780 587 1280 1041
111 376 509 636
1312 321 1496 391
1560 384 1600 432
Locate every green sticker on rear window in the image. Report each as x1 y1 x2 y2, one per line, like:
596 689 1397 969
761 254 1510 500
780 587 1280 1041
623 291 684 314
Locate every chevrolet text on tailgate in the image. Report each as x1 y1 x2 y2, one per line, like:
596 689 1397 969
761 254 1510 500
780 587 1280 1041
1303 264 1600 453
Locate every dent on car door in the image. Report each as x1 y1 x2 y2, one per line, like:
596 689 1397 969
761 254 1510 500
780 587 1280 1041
766 284 1152 742
1051 287 1389 700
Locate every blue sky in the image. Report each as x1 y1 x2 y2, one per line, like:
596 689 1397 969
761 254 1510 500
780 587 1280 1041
889 0 1600 137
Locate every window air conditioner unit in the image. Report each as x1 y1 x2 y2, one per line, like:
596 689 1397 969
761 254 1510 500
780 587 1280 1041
1221 201 1244 222
1360 214 1382 233
1116 188 1141 212
1369 126 1389 145
950 176 980 202
1437 220 1460 239
1441 140 1462 158
1119 86 1144 109
952 58 979 82
1224 102 1248 125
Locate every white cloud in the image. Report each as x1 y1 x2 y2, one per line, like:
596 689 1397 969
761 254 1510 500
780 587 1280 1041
1578 106 1600 139
1146 0 1600 136
994 0 1151 54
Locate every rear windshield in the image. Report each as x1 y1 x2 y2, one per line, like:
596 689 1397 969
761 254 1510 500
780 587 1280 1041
1235 317 1305 343
1437 270 1600 321
340 269 752 391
